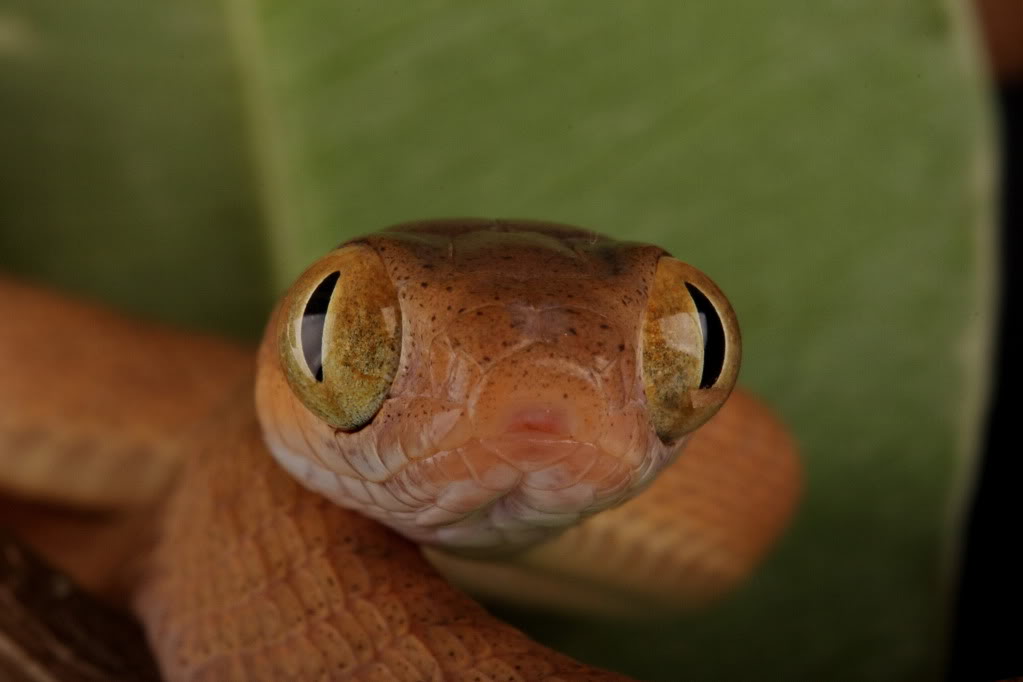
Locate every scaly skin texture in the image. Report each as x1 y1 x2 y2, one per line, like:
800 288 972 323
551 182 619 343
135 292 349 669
256 221 740 554
0 276 251 508
429 389 800 615
0 220 801 680
136 396 629 681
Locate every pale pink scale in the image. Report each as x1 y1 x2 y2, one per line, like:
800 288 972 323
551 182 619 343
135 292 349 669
478 438 575 472
583 454 632 498
396 401 466 462
304 461 345 498
379 508 419 530
487 496 533 531
493 493 582 528
414 504 465 527
382 474 434 508
363 479 418 513
306 435 359 480
441 351 483 403
369 407 412 475
633 436 685 490
518 481 596 514
435 479 504 514
598 409 644 468
456 440 521 490
399 456 450 500
336 474 375 506
336 436 390 482
520 443 600 491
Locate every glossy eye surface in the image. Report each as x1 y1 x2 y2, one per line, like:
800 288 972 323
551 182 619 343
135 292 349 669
279 244 402 431
641 257 741 442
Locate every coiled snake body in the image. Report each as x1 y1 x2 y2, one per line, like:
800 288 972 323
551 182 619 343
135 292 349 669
0 220 800 681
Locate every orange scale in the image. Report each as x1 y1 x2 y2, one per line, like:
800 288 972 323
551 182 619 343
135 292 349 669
287 565 331 621
426 449 474 486
392 635 443 680
269 579 309 633
253 520 291 583
324 610 377 666
304 554 348 607
234 536 269 594
304 620 360 677
422 625 474 671
378 648 432 682
291 500 330 551
195 655 247 682
239 649 282 682
373 593 411 634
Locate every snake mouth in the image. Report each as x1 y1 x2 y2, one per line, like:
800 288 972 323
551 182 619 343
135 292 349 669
263 395 678 553
400 434 637 553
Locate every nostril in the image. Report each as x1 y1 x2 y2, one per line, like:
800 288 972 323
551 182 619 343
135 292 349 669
505 407 573 437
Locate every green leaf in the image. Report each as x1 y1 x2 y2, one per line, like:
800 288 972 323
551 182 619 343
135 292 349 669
0 1 993 680
0 0 271 336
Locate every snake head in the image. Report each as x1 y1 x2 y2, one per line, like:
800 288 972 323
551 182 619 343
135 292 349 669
255 219 740 555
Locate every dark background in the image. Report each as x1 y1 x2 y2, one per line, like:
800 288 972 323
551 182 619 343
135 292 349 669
949 1 1023 680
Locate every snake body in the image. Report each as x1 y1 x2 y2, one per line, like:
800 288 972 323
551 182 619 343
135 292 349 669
0 220 800 681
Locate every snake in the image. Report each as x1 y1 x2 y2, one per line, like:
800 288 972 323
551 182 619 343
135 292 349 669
0 219 800 681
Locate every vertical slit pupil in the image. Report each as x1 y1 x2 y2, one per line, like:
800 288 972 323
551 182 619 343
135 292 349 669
302 271 341 382
685 283 725 389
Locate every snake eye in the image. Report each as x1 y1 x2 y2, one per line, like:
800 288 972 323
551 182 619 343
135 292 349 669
300 271 340 381
641 257 741 442
279 244 402 431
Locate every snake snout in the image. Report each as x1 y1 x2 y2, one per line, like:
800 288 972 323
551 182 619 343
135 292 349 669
469 345 609 443
502 406 573 437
